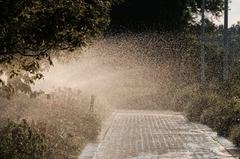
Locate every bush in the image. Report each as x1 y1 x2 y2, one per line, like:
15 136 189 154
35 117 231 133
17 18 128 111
80 113 101 141
32 112 101 159
33 121 86 159
200 99 240 136
184 91 220 122
230 125 240 147
0 88 106 158
31 112 101 159
0 119 47 159
174 84 198 112
184 94 205 122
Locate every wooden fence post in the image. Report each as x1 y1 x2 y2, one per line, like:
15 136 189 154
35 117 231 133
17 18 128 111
89 95 95 112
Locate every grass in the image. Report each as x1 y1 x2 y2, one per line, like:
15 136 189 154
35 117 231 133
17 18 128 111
0 88 111 159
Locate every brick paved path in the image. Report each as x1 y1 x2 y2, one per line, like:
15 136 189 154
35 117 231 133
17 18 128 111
94 110 235 159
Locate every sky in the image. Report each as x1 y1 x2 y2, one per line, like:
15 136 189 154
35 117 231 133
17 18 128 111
214 0 240 26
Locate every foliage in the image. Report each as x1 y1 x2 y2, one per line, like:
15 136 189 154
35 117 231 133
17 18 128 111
0 0 113 95
32 112 102 159
0 0 111 57
184 91 221 122
161 24 240 146
177 75 240 141
177 83 240 144
0 88 109 158
0 119 47 159
80 113 101 141
33 121 86 159
230 125 240 147
110 0 224 31
200 98 240 136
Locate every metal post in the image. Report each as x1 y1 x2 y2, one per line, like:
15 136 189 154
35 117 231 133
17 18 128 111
89 95 95 112
200 0 206 84
223 0 229 81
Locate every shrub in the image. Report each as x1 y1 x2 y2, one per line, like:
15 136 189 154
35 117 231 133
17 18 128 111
0 119 47 159
32 112 101 159
184 91 220 122
184 98 205 122
174 84 198 112
80 113 101 141
201 99 240 136
229 125 240 147
41 123 86 159
0 88 105 158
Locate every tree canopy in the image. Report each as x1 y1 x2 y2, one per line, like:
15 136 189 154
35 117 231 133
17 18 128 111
0 0 113 96
110 0 224 31
0 0 111 58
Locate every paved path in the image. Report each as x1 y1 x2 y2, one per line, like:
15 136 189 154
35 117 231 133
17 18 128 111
93 110 236 159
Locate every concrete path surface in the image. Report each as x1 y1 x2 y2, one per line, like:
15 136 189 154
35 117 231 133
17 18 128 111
82 110 238 159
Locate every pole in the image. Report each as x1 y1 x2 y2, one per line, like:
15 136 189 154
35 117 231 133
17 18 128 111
89 95 95 112
200 0 206 84
223 0 229 81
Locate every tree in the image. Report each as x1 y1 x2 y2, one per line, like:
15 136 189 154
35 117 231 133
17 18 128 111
0 0 111 58
0 0 112 96
110 0 224 31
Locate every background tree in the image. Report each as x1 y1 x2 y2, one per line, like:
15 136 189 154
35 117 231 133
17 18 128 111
110 0 224 31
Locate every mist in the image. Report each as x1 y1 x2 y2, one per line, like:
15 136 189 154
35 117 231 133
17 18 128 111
33 32 191 110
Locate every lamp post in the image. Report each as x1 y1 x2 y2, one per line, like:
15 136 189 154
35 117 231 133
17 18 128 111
200 0 206 84
223 0 229 81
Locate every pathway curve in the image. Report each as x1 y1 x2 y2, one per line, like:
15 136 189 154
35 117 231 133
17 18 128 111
93 110 236 159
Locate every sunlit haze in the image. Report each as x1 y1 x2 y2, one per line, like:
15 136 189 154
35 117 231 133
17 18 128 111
215 0 240 26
